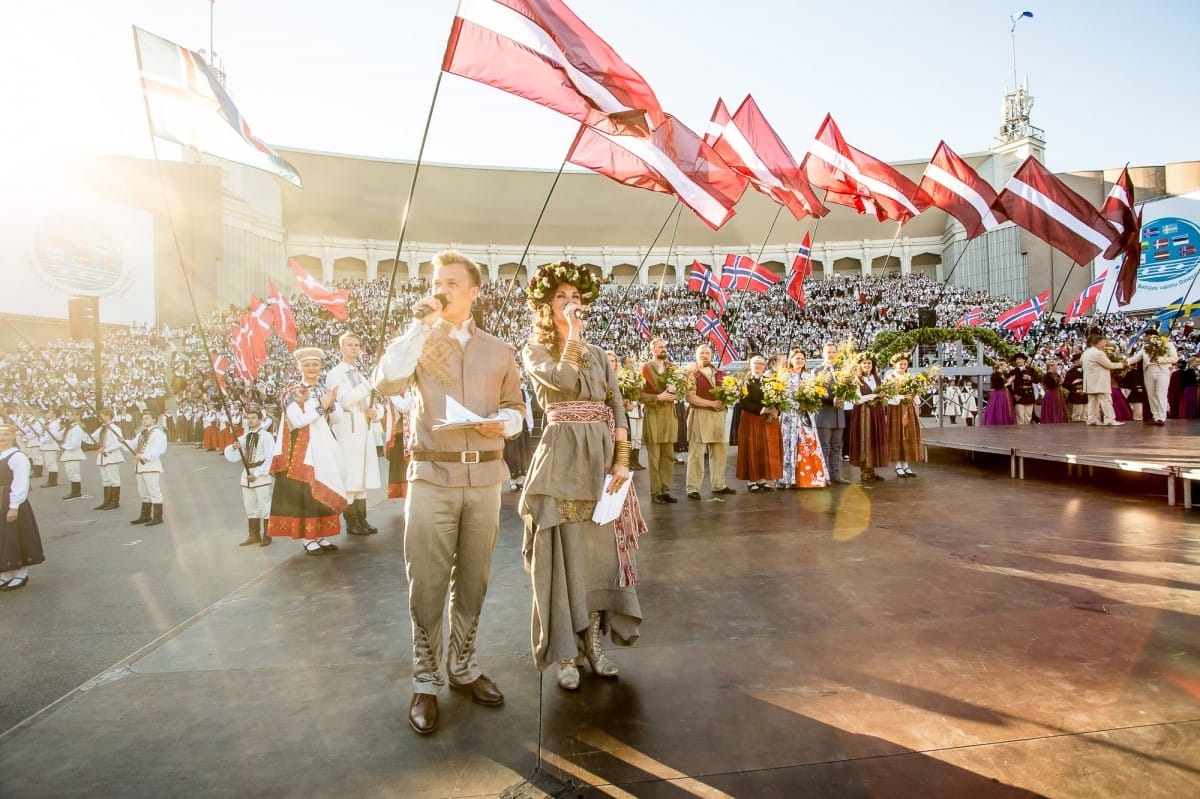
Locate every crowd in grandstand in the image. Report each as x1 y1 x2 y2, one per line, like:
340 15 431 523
1 270 1196 422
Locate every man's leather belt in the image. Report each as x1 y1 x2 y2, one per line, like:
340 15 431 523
411 449 503 464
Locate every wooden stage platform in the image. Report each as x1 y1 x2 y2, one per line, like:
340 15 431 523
923 420 1200 507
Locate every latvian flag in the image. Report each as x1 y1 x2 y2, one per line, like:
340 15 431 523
687 261 729 314
996 290 1051 341
720 253 779 293
955 306 984 327
635 306 652 341
993 157 1117 267
695 310 739 364
1063 270 1108 323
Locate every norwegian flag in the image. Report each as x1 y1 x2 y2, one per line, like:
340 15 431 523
785 233 813 308
801 114 931 223
993 157 1118 267
133 27 302 186
1063 270 1109 322
919 141 1008 238
289 259 350 320
996 290 1051 341
267 281 297 351
720 254 779 293
635 306 652 341
704 96 827 221
695 310 739 365
442 0 665 137
954 306 985 327
209 350 230 394
566 116 747 230
1099 167 1140 307
687 261 729 314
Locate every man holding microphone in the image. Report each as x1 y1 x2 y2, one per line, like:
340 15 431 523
373 250 524 736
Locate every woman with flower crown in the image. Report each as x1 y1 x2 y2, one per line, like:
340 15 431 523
847 355 890 482
779 350 828 489
882 354 922 478
736 355 784 491
518 262 645 692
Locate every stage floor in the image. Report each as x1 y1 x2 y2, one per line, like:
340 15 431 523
924 420 1200 504
1 444 1199 797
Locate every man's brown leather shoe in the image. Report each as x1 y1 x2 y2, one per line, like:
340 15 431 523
455 674 504 706
408 694 438 734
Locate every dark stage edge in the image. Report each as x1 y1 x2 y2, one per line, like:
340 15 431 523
2 446 1200 798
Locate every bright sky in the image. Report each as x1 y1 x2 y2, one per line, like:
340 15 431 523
3 0 1199 177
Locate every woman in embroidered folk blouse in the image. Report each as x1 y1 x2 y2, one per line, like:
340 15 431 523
519 262 645 692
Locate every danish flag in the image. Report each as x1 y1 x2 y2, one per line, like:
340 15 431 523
687 261 729 314
209 350 230 394
289 259 350 320
267 281 297 352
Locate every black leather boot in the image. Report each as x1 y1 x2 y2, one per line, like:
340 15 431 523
106 486 120 510
356 498 378 535
145 503 163 527
239 518 262 546
130 502 151 524
94 486 112 510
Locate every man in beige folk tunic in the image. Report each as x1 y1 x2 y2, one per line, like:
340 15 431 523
685 344 735 500
1081 333 1129 426
373 250 525 736
641 338 680 504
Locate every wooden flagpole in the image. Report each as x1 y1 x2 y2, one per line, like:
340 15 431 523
131 25 249 478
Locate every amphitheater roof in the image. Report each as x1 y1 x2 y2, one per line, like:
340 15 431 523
276 147 983 250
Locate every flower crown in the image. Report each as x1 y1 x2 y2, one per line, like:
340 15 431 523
527 261 602 306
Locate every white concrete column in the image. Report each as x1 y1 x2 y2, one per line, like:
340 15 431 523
321 239 335 283
860 243 871 277
365 241 379 280
821 245 834 278
901 240 912 276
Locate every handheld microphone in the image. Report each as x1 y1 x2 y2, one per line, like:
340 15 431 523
571 308 588 320
413 293 449 319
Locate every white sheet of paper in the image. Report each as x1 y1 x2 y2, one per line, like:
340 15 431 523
433 396 489 431
592 474 631 526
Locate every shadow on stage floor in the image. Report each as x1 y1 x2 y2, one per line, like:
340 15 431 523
1 443 1199 797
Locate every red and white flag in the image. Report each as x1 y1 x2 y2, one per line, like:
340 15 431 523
687 261 729 314
229 324 250 379
704 96 827 221
249 294 276 338
240 311 268 370
720 254 779 293
566 116 747 230
442 0 664 136
919 141 1008 238
1099 167 1140 307
267 280 298 352
696 310 739 365
133 27 302 186
996 290 1051 341
1063 270 1108 322
994 157 1118 267
209 350 230 394
785 232 813 308
289 259 350 320
801 114 931 223
954 306 984 327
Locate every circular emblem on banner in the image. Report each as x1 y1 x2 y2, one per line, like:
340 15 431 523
1139 216 1200 286
31 211 133 297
